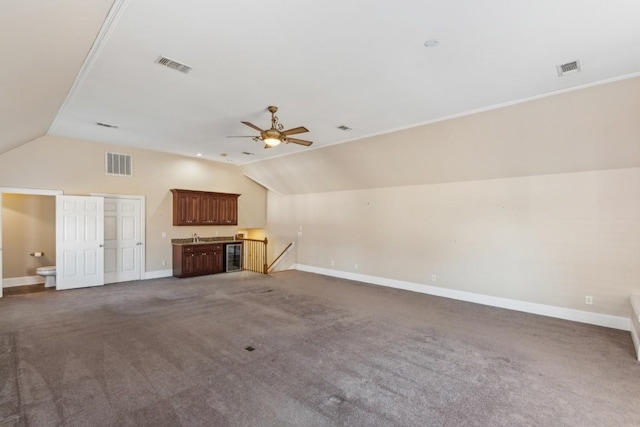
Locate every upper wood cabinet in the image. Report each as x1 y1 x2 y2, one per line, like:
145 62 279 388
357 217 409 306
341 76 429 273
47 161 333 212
171 189 240 226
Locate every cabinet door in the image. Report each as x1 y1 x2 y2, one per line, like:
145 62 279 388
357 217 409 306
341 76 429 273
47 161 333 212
213 249 224 273
182 253 194 275
175 193 191 225
186 193 200 224
175 192 200 225
203 251 215 273
219 196 238 225
200 194 220 224
193 252 206 274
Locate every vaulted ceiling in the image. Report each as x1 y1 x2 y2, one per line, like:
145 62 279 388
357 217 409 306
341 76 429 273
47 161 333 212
3 1 640 178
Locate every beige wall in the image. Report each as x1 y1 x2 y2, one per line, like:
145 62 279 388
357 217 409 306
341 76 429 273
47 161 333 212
2 194 56 278
256 78 640 320
243 76 640 195
266 167 640 318
0 135 267 273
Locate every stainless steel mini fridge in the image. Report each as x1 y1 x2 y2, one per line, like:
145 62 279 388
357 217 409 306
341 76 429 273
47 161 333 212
225 243 242 272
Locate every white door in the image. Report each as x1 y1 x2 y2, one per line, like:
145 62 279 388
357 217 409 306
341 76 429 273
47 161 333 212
56 195 104 290
104 198 141 283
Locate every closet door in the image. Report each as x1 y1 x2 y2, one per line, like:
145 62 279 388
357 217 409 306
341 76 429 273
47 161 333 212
104 197 142 284
56 195 104 290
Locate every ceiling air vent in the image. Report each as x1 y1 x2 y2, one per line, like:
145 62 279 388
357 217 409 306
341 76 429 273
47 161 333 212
337 125 352 131
556 60 581 77
96 122 118 129
155 56 192 74
105 152 133 177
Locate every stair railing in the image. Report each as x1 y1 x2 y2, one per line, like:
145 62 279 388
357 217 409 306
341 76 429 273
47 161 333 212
237 237 268 274
267 242 294 273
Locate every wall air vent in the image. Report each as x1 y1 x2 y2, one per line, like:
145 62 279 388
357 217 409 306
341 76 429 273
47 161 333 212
105 152 133 177
556 60 581 77
155 56 192 74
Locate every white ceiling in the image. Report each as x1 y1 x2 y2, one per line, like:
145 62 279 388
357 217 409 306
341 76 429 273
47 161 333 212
0 0 115 154
5 0 640 165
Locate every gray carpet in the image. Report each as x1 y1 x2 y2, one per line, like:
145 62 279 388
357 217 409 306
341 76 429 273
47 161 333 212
0 270 638 426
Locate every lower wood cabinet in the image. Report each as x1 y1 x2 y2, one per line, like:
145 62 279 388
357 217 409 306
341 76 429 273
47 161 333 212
173 243 224 278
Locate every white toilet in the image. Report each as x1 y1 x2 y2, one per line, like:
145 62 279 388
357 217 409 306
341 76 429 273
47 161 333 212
36 266 56 288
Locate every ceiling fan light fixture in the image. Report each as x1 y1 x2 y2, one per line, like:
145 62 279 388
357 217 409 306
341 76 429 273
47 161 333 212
237 106 313 149
264 137 281 147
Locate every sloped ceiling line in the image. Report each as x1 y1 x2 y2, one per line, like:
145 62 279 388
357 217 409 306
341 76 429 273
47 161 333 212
49 0 131 135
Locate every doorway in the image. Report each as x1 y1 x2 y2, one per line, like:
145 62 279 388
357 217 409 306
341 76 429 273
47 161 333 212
0 187 63 298
0 188 145 297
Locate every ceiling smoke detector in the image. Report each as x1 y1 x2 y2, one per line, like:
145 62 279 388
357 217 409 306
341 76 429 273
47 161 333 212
556 60 581 77
155 56 192 74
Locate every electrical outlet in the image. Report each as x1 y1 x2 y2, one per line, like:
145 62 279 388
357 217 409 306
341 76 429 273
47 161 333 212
585 295 593 305
431 274 437 282
161 232 167 238
297 231 303 236
161 260 166 266
354 264 358 270
330 260 335 266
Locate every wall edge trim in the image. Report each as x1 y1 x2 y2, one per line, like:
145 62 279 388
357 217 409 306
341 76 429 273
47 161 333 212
292 264 631 331
2 276 43 288
630 321 640 361
143 269 173 280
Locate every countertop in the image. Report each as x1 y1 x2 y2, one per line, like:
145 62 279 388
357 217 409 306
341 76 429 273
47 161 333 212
171 238 242 246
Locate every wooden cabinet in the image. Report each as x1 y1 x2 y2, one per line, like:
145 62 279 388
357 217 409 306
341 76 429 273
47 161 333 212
175 191 200 225
200 194 220 224
171 189 240 226
173 243 224 278
219 195 237 225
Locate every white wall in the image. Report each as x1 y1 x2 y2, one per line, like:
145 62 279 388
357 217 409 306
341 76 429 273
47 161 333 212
267 167 640 320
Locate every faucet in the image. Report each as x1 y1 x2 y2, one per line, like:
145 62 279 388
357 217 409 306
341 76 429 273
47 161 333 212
193 233 199 242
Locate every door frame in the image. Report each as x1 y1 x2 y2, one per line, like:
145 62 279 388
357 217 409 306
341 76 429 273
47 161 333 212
91 193 146 280
0 187 64 298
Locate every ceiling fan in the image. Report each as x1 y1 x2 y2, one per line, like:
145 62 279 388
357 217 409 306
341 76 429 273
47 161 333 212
229 106 313 149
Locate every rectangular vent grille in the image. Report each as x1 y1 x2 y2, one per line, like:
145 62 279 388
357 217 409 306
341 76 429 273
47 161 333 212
96 122 118 129
105 152 132 177
556 60 581 76
156 56 192 74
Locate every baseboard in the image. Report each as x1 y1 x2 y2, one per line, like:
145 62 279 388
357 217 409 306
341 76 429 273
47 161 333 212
2 276 42 288
143 269 173 280
630 321 640 361
293 264 631 331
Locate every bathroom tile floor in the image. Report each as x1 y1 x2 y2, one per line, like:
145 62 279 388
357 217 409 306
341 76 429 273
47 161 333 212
3 283 53 297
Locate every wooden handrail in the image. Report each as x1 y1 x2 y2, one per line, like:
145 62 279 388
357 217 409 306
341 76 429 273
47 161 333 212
268 242 293 273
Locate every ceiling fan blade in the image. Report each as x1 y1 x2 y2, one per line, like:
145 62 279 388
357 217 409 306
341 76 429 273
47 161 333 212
281 126 309 136
264 144 272 149
241 121 264 132
285 137 313 146
226 136 255 138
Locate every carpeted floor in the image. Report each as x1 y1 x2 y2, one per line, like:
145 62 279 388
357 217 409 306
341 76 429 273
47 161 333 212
0 270 638 426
